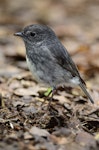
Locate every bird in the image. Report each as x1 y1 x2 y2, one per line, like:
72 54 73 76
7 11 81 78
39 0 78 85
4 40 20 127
14 24 94 106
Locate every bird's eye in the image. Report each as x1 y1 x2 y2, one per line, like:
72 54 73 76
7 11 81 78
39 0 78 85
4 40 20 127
30 32 36 37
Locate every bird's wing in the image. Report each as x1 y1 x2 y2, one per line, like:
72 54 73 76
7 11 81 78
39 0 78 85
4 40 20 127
48 40 95 103
49 41 86 85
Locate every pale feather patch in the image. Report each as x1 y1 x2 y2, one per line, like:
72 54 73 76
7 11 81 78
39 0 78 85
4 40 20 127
26 55 41 82
70 77 80 85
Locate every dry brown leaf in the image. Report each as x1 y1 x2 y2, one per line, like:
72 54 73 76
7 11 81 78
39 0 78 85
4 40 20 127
29 126 50 137
14 87 39 96
75 131 97 148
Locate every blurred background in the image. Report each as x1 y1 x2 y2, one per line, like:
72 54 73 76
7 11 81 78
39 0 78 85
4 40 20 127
0 0 99 92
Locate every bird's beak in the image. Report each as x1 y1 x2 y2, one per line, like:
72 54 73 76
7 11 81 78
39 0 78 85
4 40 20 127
14 32 23 37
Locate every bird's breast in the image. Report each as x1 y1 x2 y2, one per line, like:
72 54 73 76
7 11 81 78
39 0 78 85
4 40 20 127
26 55 42 83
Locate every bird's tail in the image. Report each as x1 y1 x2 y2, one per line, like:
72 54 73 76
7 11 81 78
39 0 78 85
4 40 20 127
79 81 94 104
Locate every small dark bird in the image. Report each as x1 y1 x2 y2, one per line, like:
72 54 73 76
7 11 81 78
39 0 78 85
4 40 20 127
14 24 94 105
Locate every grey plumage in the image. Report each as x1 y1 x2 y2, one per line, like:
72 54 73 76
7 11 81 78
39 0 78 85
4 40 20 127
14 24 94 104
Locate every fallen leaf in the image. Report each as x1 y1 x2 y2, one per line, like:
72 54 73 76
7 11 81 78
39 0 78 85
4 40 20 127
75 131 97 148
14 87 39 96
29 126 50 137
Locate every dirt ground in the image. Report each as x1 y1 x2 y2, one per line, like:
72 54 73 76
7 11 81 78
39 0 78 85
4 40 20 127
0 0 99 150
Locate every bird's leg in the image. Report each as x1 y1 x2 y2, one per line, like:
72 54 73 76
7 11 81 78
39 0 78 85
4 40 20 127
44 87 52 97
40 87 52 108
40 87 57 111
38 87 58 123
47 86 56 110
